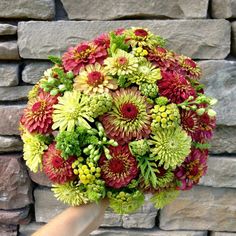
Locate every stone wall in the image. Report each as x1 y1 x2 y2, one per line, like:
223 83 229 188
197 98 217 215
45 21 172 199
0 0 235 235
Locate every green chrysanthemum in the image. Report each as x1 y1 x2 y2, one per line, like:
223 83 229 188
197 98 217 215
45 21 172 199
128 60 161 86
129 139 150 157
107 190 145 214
52 181 89 206
90 93 113 118
151 189 179 209
22 130 48 173
52 90 94 131
155 96 169 106
151 103 180 130
140 83 159 99
155 167 174 188
149 127 191 169
104 49 138 76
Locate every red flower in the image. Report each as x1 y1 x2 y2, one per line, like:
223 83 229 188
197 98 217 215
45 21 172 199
98 145 139 189
21 91 58 134
158 71 196 104
62 42 108 75
43 143 76 184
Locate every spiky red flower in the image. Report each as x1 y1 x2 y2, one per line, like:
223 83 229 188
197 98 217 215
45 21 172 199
174 148 208 190
158 71 196 104
42 143 76 184
21 91 58 134
98 145 139 189
62 42 108 75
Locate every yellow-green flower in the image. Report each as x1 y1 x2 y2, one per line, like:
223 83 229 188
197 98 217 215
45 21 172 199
22 130 48 173
104 49 138 76
52 90 94 131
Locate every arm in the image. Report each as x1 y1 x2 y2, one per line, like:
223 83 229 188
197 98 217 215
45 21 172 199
32 199 109 236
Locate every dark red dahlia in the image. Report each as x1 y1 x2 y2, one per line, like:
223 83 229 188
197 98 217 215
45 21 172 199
93 33 110 48
98 145 139 189
158 71 196 104
43 143 76 184
20 91 58 134
62 42 108 75
174 148 208 190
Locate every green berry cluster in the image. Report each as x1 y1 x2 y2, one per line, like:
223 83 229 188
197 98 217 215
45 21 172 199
140 83 158 99
132 47 148 57
86 179 106 202
151 103 180 129
129 139 150 157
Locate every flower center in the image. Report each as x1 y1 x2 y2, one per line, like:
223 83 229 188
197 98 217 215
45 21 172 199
109 158 124 173
120 103 139 120
74 44 92 60
87 71 103 86
117 56 128 65
134 29 148 37
32 101 44 113
156 166 166 177
52 156 64 168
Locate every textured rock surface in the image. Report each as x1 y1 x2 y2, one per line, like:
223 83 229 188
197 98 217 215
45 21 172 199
199 60 236 126
0 105 25 135
199 156 236 188
0 154 32 209
0 206 30 225
210 126 236 154
0 0 55 19
18 20 230 60
22 62 52 84
0 63 19 86
0 24 17 35
29 171 51 187
211 0 236 18
19 222 44 236
232 22 236 56
211 232 236 236
0 41 20 60
0 86 32 101
0 224 17 236
61 0 209 20
91 228 207 236
34 188 157 228
159 186 236 231
0 136 23 153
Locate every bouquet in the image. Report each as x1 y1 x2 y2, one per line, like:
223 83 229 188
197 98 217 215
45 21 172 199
20 27 216 214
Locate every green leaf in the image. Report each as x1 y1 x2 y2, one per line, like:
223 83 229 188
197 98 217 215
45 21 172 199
109 32 129 55
48 55 62 65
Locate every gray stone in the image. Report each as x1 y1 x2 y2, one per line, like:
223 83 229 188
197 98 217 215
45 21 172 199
29 171 51 187
0 154 32 209
19 222 45 236
18 20 230 60
91 228 207 236
0 206 31 225
0 63 19 86
0 41 20 60
0 24 17 35
211 232 236 236
0 86 32 101
159 186 236 231
0 0 55 20
61 0 209 20
22 62 52 84
210 126 236 154
211 0 236 18
0 136 23 153
199 60 236 126
0 224 17 236
199 156 236 188
232 22 236 56
0 105 25 135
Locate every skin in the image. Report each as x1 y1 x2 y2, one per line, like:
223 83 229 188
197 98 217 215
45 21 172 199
32 199 109 236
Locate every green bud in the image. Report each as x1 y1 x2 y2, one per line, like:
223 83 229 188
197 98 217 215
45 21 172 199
207 109 216 117
196 108 205 116
209 98 217 106
66 71 74 79
50 89 58 96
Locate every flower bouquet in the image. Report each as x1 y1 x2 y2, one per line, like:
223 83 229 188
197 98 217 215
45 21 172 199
20 27 216 214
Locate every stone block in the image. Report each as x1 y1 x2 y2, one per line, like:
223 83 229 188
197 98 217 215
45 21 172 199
211 232 236 236
29 171 51 187
0 63 18 87
0 86 32 101
0 24 17 35
0 154 32 209
0 136 23 153
18 20 230 60
232 22 236 56
159 186 236 231
61 0 209 20
19 222 45 236
0 41 20 60
211 0 236 18
0 224 17 236
0 0 55 20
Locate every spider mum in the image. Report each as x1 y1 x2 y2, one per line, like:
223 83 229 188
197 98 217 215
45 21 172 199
73 62 117 94
98 145 139 189
62 42 107 75
158 71 196 104
43 143 76 184
21 90 58 134
100 87 152 144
